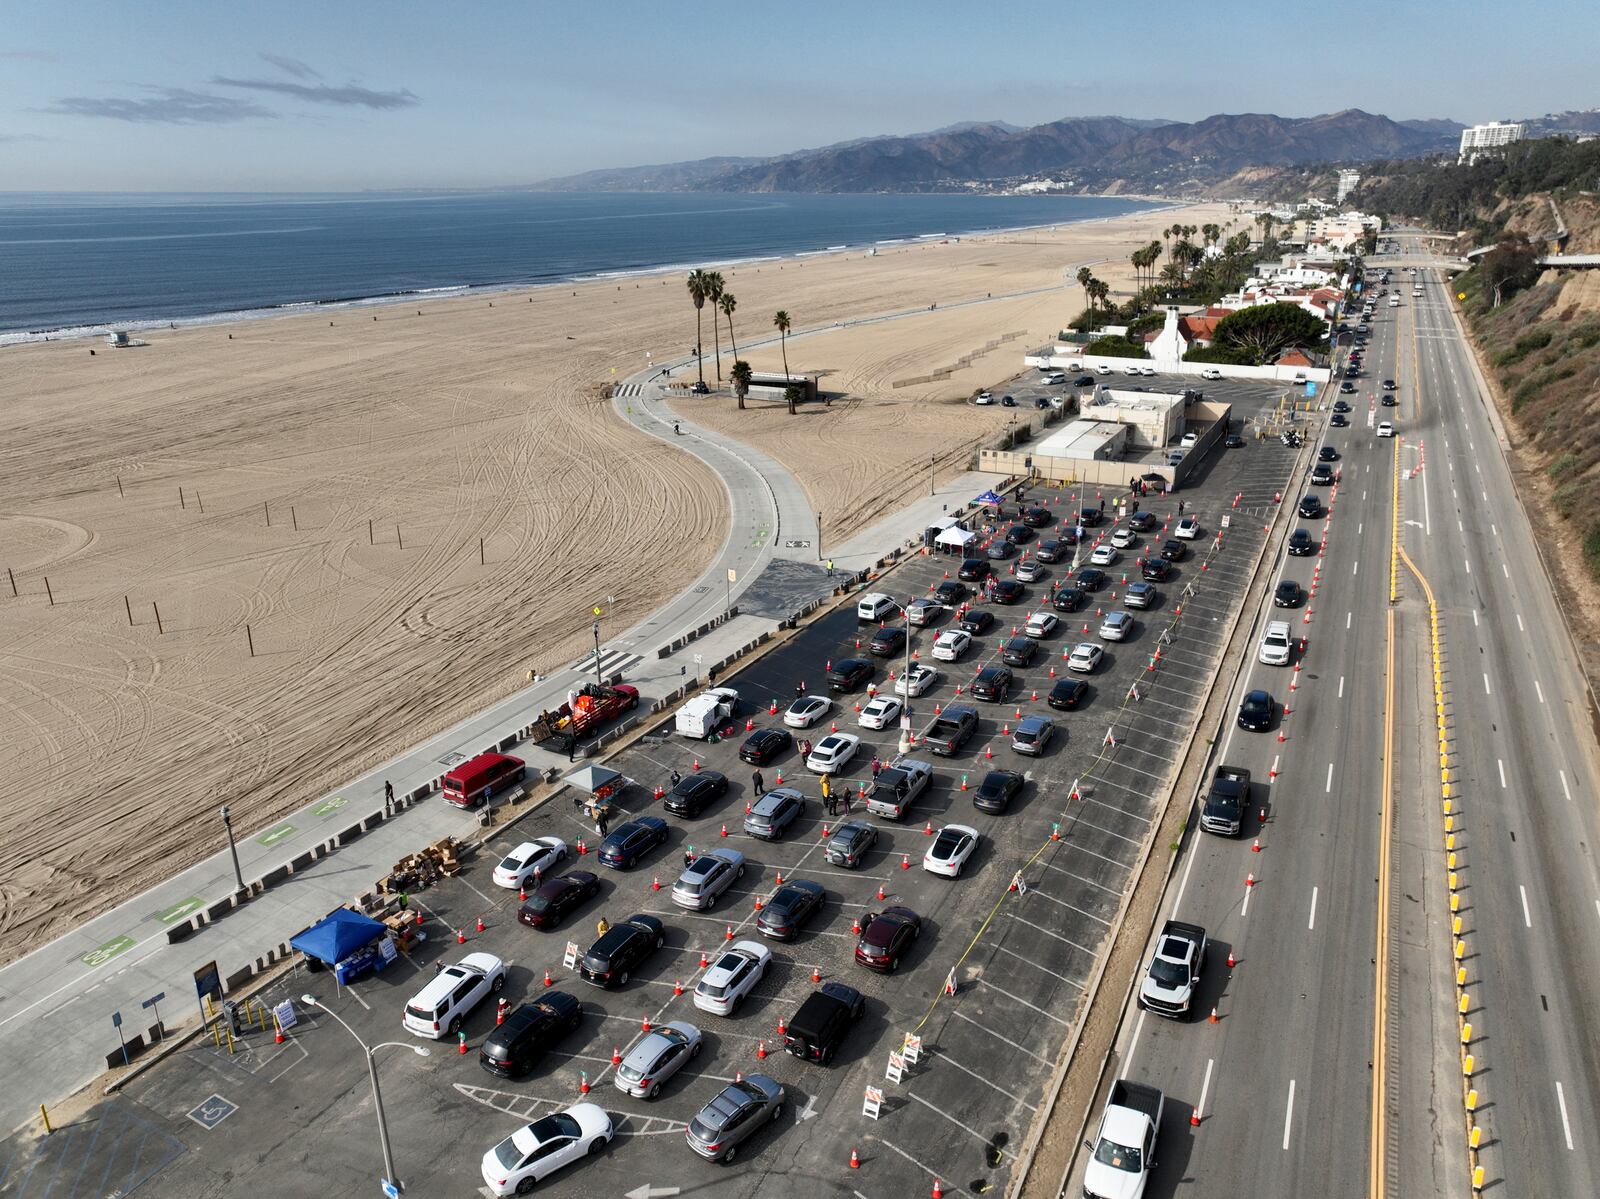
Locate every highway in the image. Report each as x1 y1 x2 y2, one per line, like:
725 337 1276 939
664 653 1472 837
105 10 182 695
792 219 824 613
1068 242 1600 1198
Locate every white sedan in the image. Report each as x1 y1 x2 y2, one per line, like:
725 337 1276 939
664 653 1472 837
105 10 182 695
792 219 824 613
932 629 972 661
1089 544 1119 566
923 825 980 878
693 941 772 1016
975 391 995 405
1110 528 1137 549
1024 612 1060 639
491 837 568 890
481 1103 615 1196
893 663 941 697
858 695 904 731
784 695 832 728
806 733 861 774
1175 516 1201 540
1376 421 1395 438
1068 643 1105 673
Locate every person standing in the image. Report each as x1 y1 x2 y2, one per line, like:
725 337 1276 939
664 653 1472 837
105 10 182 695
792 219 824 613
670 769 682 790
1178 500 1186 516
596 809 609 838
566 732 578 762
752 770 764 797
795 680 806 700
384 779 394 806
820 775 831 812
1099 498 1105 515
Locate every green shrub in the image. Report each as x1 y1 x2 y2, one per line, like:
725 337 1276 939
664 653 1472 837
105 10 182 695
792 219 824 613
1585 521 1600 583
1085 336 1147 359
1553 481 1583 519
1549 452 1580 480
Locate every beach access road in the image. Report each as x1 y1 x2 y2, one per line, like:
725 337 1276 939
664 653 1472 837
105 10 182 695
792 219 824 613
0 431 1309 1198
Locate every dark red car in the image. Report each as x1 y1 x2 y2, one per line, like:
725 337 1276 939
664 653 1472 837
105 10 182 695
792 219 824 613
518 871 600 930
854 906 922 973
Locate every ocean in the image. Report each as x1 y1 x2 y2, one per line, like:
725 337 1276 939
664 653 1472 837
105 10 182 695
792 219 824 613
0 191 1167 343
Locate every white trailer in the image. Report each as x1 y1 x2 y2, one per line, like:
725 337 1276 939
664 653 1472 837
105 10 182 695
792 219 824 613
674 687 739 739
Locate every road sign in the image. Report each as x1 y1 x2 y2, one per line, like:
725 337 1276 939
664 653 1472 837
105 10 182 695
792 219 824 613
141 991 167 1010
1220 514 1231 529
863 1086 883 1119
885 1051 905 1084
563 941 580 970
381 1181 400 1199
194 960 222 1003
902 1032 922 1065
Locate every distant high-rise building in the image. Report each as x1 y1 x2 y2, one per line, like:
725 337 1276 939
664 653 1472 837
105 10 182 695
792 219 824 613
1459 121 1526 163
1336 169 1361 203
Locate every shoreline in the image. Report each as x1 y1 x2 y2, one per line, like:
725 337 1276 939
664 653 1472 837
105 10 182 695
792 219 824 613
0 194 1186 346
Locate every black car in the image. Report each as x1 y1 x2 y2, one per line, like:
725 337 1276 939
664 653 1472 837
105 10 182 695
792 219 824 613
934 579 966 606
755 880 826 941
1224 434 1246 448
1287 529 1316 556
1047 678 1089 710
1035 539 1064 563
987 539 1016 561
868 626 907 657
1381 394 1397 407
1159 540 1185 561
1274 580 1304 608
959 608 996 635
579 914 665 988
1075 374 1094 386
518 871 601 930
1140 557 1172 581
1338 382 1356 394
1079 507 1102 528
973 769 1025 814
1129 511 1158 532
479 992 583 1078
993 579 1025 604
972 666 1014 701
1022 506 1053 528
1001 394 1017 407
828 658 874 692
959 558 991 582
1298 495 1323 519
689 380 710 395
1000 636 1038 667
1310 463 1336 486
1005 524 1034 543
664 771 728 818
1237 690 1275 732
1075 566 1106 591
1052 586 1088 613
1382 379 1396 390
1330 413 1349 428
739 727 792 766
598 817 669 870
1318 446 1340 462
1345 368 1360 379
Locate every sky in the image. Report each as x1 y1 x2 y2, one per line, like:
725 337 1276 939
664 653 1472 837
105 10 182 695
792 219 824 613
1 0 1595 192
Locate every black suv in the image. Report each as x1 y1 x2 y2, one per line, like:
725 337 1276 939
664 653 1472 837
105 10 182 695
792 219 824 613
971 666 1014 702
783 982 866 1065
828 658 874 692
1053 586 1087 612
1159 540 1184 561
739 727 792 765
1000 636 1038 667
598 817 669 870
934 579 966 606
664 771 728 817
868 626 907 657
1075 566 1106 591
1274 580 1304 608
479 992 583 1078
1047 678 1089 710
1128 511 1157 532
959 558 990 582
1079 507 1102 528
958 609 995 635
1035 539 1064 563
993 579 1025 604
1022 506 1053 527
1298 495 1323 519
579 914 665 988
973 769 1024 814
1140 557 1172 581
1006 523 1034 543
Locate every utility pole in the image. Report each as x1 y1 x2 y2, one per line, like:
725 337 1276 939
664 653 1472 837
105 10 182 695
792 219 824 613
591 617 604 691
816 512 823 562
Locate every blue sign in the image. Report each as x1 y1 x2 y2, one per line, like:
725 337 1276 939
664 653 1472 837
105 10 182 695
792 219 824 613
381 1181 400 1199
1305 382 1317 397
141 991 167 1009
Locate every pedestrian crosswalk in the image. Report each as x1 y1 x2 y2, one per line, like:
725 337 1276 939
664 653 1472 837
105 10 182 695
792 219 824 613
575 648 642 680
613 383 644 398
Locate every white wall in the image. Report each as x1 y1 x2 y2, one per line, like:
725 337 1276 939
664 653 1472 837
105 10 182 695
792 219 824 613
1027 351 1330 385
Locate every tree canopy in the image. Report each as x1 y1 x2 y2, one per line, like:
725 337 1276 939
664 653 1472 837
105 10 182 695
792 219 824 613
1212 303 1328 364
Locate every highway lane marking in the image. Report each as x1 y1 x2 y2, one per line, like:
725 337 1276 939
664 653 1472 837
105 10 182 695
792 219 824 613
1172 813 1204 911
1502 562 1509 579
1491 523 1498 537
1359 521 1364 534
1347 611 1352 630
1536 680 1545 704
1353 560 1359 575
1521 885 1533 928
1484 673 1492 695
1125 1008 1149 1067
1472 610 1479 628
1557 1081 1574 1150
1561 770 1572 801
1282 1078 1297 1150
1326 763 1334 793
1498 759 1507 788
1339 675 1345 698
1482 489 1488 502
1309 886 1319 930
1465 557 1471 574
1517 612 1525 632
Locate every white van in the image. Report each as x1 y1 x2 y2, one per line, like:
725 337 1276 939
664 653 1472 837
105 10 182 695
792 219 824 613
857 592 898 622
1258 620 1293 666
675 686 739 739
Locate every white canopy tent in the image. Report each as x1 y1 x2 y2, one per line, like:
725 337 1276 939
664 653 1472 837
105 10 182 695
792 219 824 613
935 525 977 551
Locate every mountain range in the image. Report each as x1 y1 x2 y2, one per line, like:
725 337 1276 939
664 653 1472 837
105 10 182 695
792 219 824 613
534 109 1597 196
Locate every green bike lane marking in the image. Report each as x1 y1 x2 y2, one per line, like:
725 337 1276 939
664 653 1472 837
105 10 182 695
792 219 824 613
256 823 297 847
153 897 204 924
310 796 348 818
81 934 136 968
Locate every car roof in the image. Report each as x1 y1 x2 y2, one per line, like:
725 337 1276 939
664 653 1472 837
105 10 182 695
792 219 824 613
1017 715 1050 730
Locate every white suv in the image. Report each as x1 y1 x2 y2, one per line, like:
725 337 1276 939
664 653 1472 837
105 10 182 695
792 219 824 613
403 952 506 1038
856 592 897 622
1259 620 1293 666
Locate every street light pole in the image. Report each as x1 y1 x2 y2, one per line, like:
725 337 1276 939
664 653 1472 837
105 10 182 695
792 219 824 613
219 805 244 893
889 598 915 756
591 619 603 692
302 997 427 1193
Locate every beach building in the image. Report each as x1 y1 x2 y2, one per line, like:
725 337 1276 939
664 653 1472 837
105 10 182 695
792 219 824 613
747 371 820 404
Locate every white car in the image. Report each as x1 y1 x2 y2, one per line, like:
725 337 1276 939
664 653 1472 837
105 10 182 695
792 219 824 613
923 824 980 878
858 695 904 731
1123 364 1143 376
784 695 832 728
1175 516 1201 540
975 391 995 405
1042 372 1066 385
404 952 506 1038
1089 544 1119 566
1024 612 1060 639
1099 611 1134 641
1376 422 1395 438
806 733 861 774
481 1103 615 1196
893 663 941 697
1110 528 1137 549
491 837 568 889
856 592 897 622
1259 620 1293 666
1199 367 1223 380
1139 366 1156 376
1095 364 1113 375
1180 432 1198 448
1068 643 1104 673
693 941 772 1016
932 628 972 661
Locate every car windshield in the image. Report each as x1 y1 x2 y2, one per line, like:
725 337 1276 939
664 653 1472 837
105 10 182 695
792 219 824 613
499 853 526 871
934 831 964 853
1093 1137 1143 1173
524 893 552 913
528 1112 580 1144
493 1135 525 1170
699 980 728 998
1150 958 1190 987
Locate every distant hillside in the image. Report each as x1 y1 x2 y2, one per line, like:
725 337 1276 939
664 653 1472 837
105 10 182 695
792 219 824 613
535 109 1456 196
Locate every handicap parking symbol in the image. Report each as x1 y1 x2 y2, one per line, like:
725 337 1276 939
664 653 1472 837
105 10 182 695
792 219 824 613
186 1093 238 1130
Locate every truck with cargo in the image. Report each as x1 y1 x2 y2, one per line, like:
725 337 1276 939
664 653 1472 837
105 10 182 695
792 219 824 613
674 686 738 739
531 682 641 745
922 705 978 756
1137 919 1207 1020
865 759 933 820
1199 765 1251 837
1082 1079 1164 1199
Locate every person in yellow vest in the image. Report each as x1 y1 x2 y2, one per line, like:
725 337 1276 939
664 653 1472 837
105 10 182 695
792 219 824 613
596 916 610 939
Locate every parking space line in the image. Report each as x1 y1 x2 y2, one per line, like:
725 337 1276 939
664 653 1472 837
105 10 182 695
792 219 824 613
870 1133 955 1186
1061 814 1144 846
1004 912 1097 959
909 1090 1017 1155
1054 839 1135 869
1282 1078 1297 1150
1557 1081 1574 1150
933 1047 1037 1108
951 1009 1052 1062
1309 886 1318 930
1023 885 1113 925
1521 885 1533 928
975 977 1071 1026
1036 857 1128 895
1078 796 1153 827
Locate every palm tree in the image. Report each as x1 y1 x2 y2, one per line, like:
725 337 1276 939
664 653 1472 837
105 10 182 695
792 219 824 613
1076 266 1093 329
730 359 752 411
719 292 739 365
773 310 792 398
1202 222 1221 248
1088 279 1110 329
686 270 710 385
704 271 725 383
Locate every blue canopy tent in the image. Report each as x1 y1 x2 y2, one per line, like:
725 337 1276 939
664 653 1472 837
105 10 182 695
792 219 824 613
973 490 1004 506
291 908 394 983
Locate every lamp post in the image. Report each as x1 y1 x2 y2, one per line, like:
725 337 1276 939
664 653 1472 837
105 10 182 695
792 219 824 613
884 598 917 756
301 996 428 1193
591 617 603 692
219 805 244 894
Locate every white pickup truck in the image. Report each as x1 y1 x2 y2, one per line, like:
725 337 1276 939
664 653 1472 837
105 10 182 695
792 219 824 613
1137 919 1208 1019
1083 1079 1164 1199
674 686 738 739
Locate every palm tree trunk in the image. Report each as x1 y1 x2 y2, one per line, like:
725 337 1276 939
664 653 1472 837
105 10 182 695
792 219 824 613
695 307 704 384
711 308 722 383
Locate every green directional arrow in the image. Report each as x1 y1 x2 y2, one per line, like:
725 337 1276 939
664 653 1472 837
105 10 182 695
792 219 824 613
256 823 297 848
82 934 136 968
311 796 349 818
154 897 204 924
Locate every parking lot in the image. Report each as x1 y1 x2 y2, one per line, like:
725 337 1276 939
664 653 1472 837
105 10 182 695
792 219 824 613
0 433 1310 1199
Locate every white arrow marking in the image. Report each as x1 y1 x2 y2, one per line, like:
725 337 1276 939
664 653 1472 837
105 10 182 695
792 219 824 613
798 1094 820 1121
625 1187 682 1199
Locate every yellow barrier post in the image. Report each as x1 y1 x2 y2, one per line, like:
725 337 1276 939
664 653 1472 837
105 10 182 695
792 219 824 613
39 1104 51 1135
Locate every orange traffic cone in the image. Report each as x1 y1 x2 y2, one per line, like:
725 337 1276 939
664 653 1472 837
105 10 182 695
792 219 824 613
612 1045 622 1064
1252 838 1262 853
924 819 934 835
641 1015 652 1032
850 1148 861 1170
1190 1107 1202 1127
756 1039 768 1059
457 928 466 944
811 965 822 983
901 853 911 870
724 924 734 940
543 967 553 986
1208 1006 1219 1024
876 884 887 901
476 915 486 933
673 978 684 995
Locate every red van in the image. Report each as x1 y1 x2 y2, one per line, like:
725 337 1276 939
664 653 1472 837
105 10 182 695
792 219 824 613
442 752 526 809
